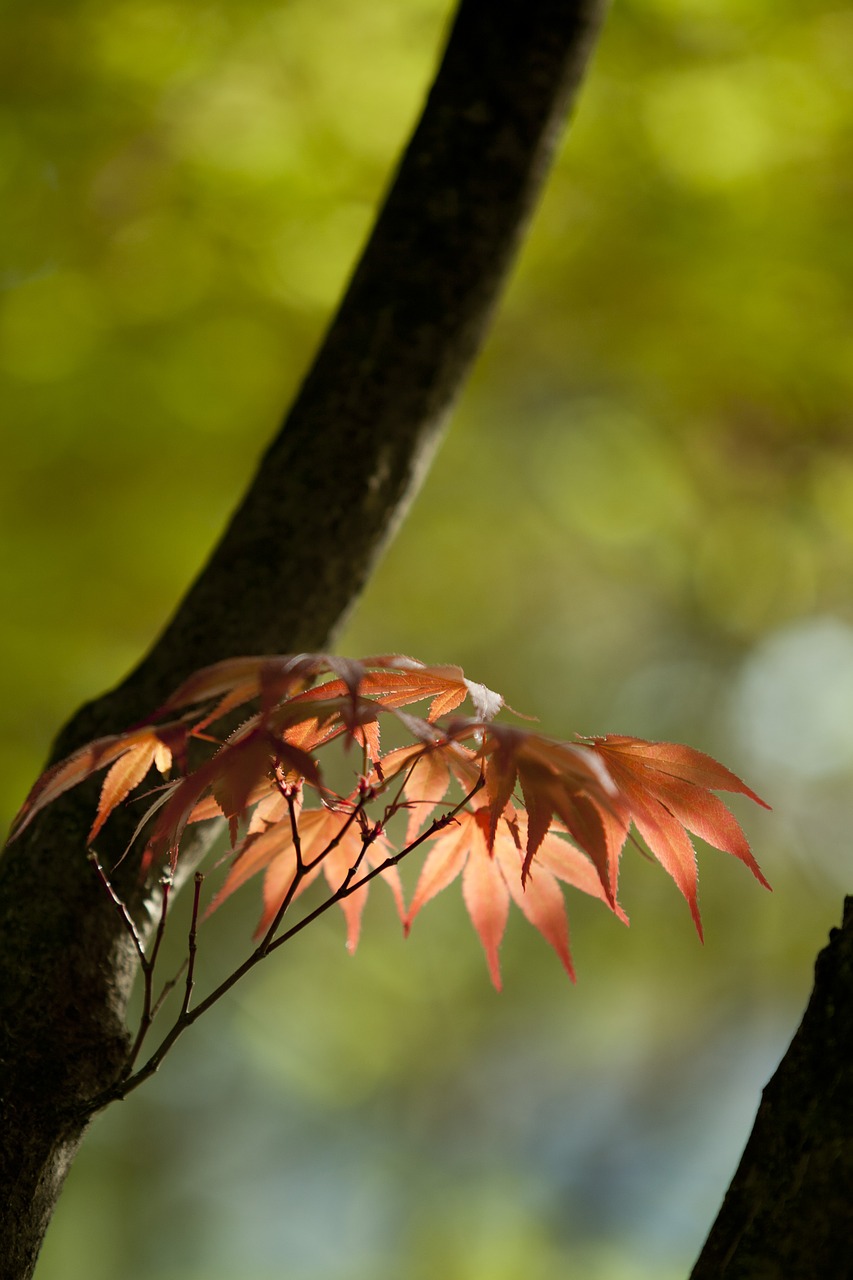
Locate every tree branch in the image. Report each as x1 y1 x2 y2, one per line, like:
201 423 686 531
691 896 853 1279
0 3 608 1275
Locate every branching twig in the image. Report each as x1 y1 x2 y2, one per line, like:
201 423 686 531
90 852 174 1073
82 772 484 1115
267 772 485 957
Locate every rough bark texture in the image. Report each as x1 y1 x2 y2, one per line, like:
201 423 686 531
0 2 607 1276
691 896 853 1280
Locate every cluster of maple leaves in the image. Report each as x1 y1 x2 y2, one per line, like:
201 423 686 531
10 654 769 988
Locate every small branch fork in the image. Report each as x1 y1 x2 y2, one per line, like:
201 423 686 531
82 773 484 1117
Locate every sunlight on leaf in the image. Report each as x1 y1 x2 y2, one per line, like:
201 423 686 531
9 654 769 979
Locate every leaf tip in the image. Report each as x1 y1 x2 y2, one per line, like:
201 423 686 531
692 905 705 944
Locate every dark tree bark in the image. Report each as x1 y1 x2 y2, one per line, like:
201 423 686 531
0 2 608 1276
690 896 853 1280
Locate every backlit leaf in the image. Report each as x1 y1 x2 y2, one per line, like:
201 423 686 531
406 806 623 989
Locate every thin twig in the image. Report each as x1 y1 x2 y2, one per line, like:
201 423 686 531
181 872 204 1018
125 874 171 1071
88 850 147 963
84 773 485 1114
302 800 363 872
267 773 483 956
150 957 188 1020
286 786 303 874
149 874 172 972
252 785 312 955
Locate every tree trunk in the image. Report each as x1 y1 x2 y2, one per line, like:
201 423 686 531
691 896 853 1280
0 3 607 1275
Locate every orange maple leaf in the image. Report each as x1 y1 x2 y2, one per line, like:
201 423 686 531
208 803 403 952
373 739 482 844
405 806 625 990
585 735 770 938
9 722 186 844
142 722 322 870
7 651 771 986
7 654 499 850
358 655 503 722
153 652 501 734
473 724 619 898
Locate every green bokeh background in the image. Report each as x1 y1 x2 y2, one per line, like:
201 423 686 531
2 0 851 1276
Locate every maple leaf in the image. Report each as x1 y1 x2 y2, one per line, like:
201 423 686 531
270 656 503 760
468 724 620 899
9 722 187 844
405 806 625 990
373 739 482 843
8 650 770 989
151 652 502 734
360 655 503 722
420 725 770 943
274 683 383 759
586 735 770 939
208 803 402 952
153 653 330 723
143 723 322 870
8 654 501 847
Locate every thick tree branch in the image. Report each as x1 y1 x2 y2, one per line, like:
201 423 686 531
66 0 607 729
0 3 607 1275
691 896 853 1280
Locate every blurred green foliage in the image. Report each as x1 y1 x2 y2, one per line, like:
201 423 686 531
2 0 851 1276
